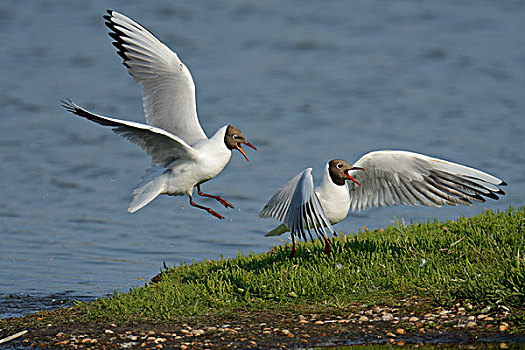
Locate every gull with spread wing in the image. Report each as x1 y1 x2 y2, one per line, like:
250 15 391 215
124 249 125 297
63 10 256 219
260 151 506 258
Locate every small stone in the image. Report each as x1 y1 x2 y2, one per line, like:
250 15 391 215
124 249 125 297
298 315 307 321
155 345 163 349
418 328 426 334
500 343 509 349
477 314 487 320
499 324 508 332
299 319 309 324
81 338 92 344
467 316 476 321
281 329 291 335
110 323 117 327
180 345 188 350
147 331 155 335
386 332 396 338
358 315 369 322
396 328 405 335
382 313 394 321
314 320 324 325
104 329 114 334
466 321 477 328
485 317 494 321
365 310 374 316
409 316 419 322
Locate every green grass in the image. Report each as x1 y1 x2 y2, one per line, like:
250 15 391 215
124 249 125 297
83 206 524 321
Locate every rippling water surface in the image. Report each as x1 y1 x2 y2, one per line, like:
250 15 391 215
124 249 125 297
1 1 524 318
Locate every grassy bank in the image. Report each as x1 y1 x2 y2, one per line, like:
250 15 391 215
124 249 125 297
2 207 524 348
82 206 524 322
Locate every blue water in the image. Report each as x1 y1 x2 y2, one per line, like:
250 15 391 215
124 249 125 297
1 1 524 318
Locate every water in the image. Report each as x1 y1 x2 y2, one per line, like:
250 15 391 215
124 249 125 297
1 0 524 318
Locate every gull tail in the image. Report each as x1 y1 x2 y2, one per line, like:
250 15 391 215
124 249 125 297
264 224 289 237
128 167 167 213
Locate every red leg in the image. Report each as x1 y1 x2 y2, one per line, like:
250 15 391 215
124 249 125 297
323 236 331 256
197 185 234 208
288 233 297 259
188 195 224 220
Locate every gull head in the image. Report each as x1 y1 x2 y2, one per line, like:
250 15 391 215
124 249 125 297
328 159 365 186
225 125 257 162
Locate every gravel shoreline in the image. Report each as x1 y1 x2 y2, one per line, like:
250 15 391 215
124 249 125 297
2 298 523 349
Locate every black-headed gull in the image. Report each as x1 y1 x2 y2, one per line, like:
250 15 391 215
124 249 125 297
260 151 506 257
62 10 256 219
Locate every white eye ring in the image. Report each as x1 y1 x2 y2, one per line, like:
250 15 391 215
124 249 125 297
233 134 239 140
337 163 343 169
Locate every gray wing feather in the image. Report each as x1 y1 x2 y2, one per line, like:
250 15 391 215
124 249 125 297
105 10 208 145
260 168 335 240
62 100 197 167
347 150 506 212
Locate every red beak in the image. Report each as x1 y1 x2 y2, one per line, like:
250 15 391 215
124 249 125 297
235 141 257 162
344 167 365 186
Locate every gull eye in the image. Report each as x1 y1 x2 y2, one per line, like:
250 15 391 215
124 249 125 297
233 134 239 140
337 163 343 169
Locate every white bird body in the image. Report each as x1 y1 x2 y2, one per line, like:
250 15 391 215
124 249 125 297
63 11 256 219
163 126 232 196
315 163 351 225
261 151 506 257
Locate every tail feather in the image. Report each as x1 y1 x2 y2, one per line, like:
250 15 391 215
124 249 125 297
264 224 289 237
128 168 167 213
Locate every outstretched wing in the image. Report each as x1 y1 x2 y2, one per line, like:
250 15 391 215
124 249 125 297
62 100 197 167
104 10 207 145
346 150 506 212
260 168 335 241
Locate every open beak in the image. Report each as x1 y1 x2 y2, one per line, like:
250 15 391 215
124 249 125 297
344 167 365 187
235 141 258 162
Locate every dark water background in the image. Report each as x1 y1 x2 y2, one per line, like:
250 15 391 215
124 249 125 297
1 1 524 318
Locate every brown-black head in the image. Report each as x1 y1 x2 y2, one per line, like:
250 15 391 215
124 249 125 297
328 159 365 186
224 125 257 162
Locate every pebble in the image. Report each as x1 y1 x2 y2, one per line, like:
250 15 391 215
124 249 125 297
104 329 114 334
382 313 394 321
467 316 476 321
408 316 419 322
314 320 324 325
358 316 369 322
386 332 396 338
477 314 487 320
281 329 291 336
466 321 477 328
499 324 508 332
396 328 405 335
